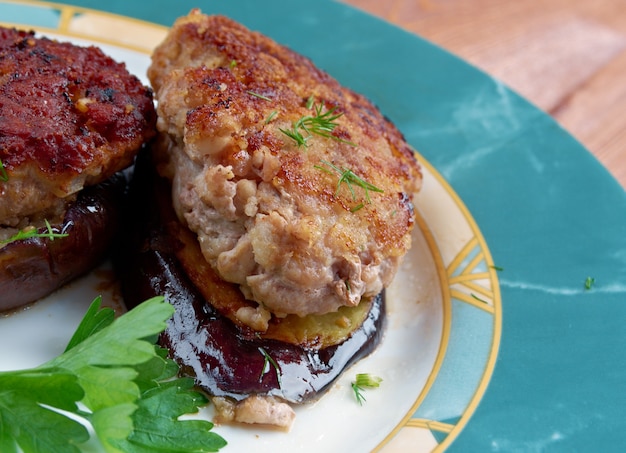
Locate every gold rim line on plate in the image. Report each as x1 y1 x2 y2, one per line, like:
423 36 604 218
373 194 453 452
0 2 503 451
374 151 502 452
0 0 168 53
421 152 503 453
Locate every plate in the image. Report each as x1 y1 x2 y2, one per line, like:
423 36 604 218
3 0 626 452
0 2 500 451
0 1 500 451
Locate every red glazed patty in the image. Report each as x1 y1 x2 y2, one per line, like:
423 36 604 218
0 27 156 227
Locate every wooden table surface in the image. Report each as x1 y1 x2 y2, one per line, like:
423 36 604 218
343 0 626 189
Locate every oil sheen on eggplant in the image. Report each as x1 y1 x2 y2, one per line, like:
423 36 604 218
118 151 386 403
0 173 126 312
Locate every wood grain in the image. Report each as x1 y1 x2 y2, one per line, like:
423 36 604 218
343 0 626 189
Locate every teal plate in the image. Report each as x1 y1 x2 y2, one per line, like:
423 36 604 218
1 1 626 452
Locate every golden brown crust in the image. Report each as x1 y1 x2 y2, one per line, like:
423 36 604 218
0 27 156 226
149 11 422 317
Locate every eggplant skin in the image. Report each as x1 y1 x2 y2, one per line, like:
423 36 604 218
116 152 386 403
0 173 126 312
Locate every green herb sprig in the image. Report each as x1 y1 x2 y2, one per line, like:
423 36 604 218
315 160 384 211
280 98 355 147
1 219 69 245
0 158 7 182
258 346 282 388
470 293 489 304
265 110 278 124
247 90 272 102
351 373 383 405
0 296 227 452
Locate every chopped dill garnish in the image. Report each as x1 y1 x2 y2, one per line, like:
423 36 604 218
247 90 272 101
351 382 366 405
584 276 595 290
351 373 382 405
258 347 282 388
265 110 278 124
490 265 504 271
470 293 489 304
315 160 383 210
279 98 355 147
305 95 315 109
0 158 7 182
350 203 365 213
1 219 68 245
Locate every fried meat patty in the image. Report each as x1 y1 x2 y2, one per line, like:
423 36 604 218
0 27 156 228
148 11 421 320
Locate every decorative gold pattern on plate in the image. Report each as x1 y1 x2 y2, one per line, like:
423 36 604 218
378 155 501 452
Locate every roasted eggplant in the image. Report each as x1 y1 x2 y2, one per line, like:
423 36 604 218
0 173 126 312
117 152 386 404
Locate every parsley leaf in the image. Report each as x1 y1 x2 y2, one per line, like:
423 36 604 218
64 298 115 352
0 368 88 453
114 378 220 453
0 296 227 453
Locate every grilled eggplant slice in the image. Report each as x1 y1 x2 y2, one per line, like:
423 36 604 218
117 152 385 403
0 173 126 312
